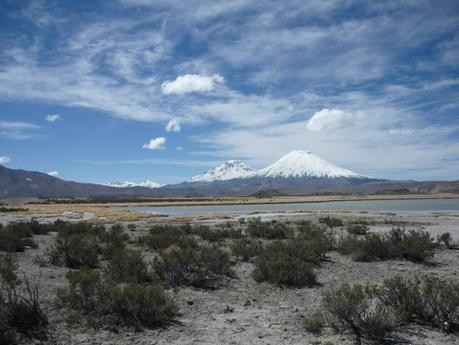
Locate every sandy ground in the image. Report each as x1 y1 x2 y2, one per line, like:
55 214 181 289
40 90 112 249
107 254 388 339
2 209 459 345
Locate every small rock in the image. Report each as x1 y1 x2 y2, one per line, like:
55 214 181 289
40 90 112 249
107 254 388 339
187 300 194 306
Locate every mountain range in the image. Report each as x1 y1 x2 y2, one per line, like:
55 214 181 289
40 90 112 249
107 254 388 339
1 150 459 198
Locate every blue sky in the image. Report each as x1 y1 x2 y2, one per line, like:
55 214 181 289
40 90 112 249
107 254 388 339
0 0 458 184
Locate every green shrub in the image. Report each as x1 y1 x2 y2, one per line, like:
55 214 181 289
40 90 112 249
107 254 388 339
140 225 189 250
319 216 343 228
105 249 151 283
338 234 389 261
0 221 51 252
108 284 178 328
247 218 293 239
50 235 100 269
231 238 264 261
252 241 317 287
153 242 232 289
100 224 129 260
253 254 316 287
379 275 459 332
60 268 177 329
322 283 399 343
346 221 369 235
304 310 325 334
338 228 435 263
0 256 48 343
63 268 109 314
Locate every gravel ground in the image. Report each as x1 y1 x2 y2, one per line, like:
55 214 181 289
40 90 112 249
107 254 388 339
2 210 459 345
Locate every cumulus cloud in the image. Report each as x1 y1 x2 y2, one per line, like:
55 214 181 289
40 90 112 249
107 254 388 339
0 156 11 164
166 118 181 132
45 114 61 122
143 137 166 150
47 171 59 177
306 108 364 131
161 74 224 95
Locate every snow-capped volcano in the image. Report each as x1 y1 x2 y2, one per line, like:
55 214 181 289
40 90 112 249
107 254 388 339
189 160 256 182
256 150 365 179
100 180 163 188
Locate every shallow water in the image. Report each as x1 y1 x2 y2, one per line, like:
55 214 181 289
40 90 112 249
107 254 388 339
121 198 459 216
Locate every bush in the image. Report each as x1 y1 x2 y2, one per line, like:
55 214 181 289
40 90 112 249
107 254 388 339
109 284 178 328
322 283 399 343
379 275 459 332
437 232 455 249
304 310 325 334
63 268 108 315
0 256 48 343
105 249 151 283
60 268 177 329
247 218 293 239
319 216 343 228
346 221 369 235
338 228 435 263
252 241 317 287
140 225 189 250
153 241 232 289
231 238 264 261
50 235 101 269
0 220 53 252
100 224 129 260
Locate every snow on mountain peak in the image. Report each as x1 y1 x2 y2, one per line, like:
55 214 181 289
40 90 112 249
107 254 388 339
100 180 163 188
256 150 365 179
189 160 256 182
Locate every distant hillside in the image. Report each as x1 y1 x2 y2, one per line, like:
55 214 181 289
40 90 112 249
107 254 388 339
0 165 160 198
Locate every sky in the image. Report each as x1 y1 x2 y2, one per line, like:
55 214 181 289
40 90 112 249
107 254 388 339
0 0 458 184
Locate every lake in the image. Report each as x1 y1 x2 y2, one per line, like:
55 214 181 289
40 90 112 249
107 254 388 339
121 198 459 216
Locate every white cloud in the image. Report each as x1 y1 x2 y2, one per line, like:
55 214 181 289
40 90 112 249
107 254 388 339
176 146 183 150
0 156 11 164
143 137 166 150
166 118 181 132
47 171 59 177
161 74 224 95
45 114 61 122
0 121 40 140
306 108 364 131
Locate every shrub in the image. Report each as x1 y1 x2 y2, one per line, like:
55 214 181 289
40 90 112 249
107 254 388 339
437 232 454 249
319 216 343 228
253 254 316 287
252 241 317 287
63 268 109 315
338 228 435 263
304 310 325 334
153 241 232 289
50 235 100 269
60 268 177 329
0 256 48 343
100 224 129 260
379 275 459 332
247 218 293 239
0 221 50 252
338 234 388 262
346 221 369 235
46 221 108 268
108 284 178 328
105 249 151 283
231 238 264 261
322 283 399 343
140 225 189 250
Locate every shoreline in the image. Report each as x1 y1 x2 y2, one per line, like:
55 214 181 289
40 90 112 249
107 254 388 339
25 193 459 207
